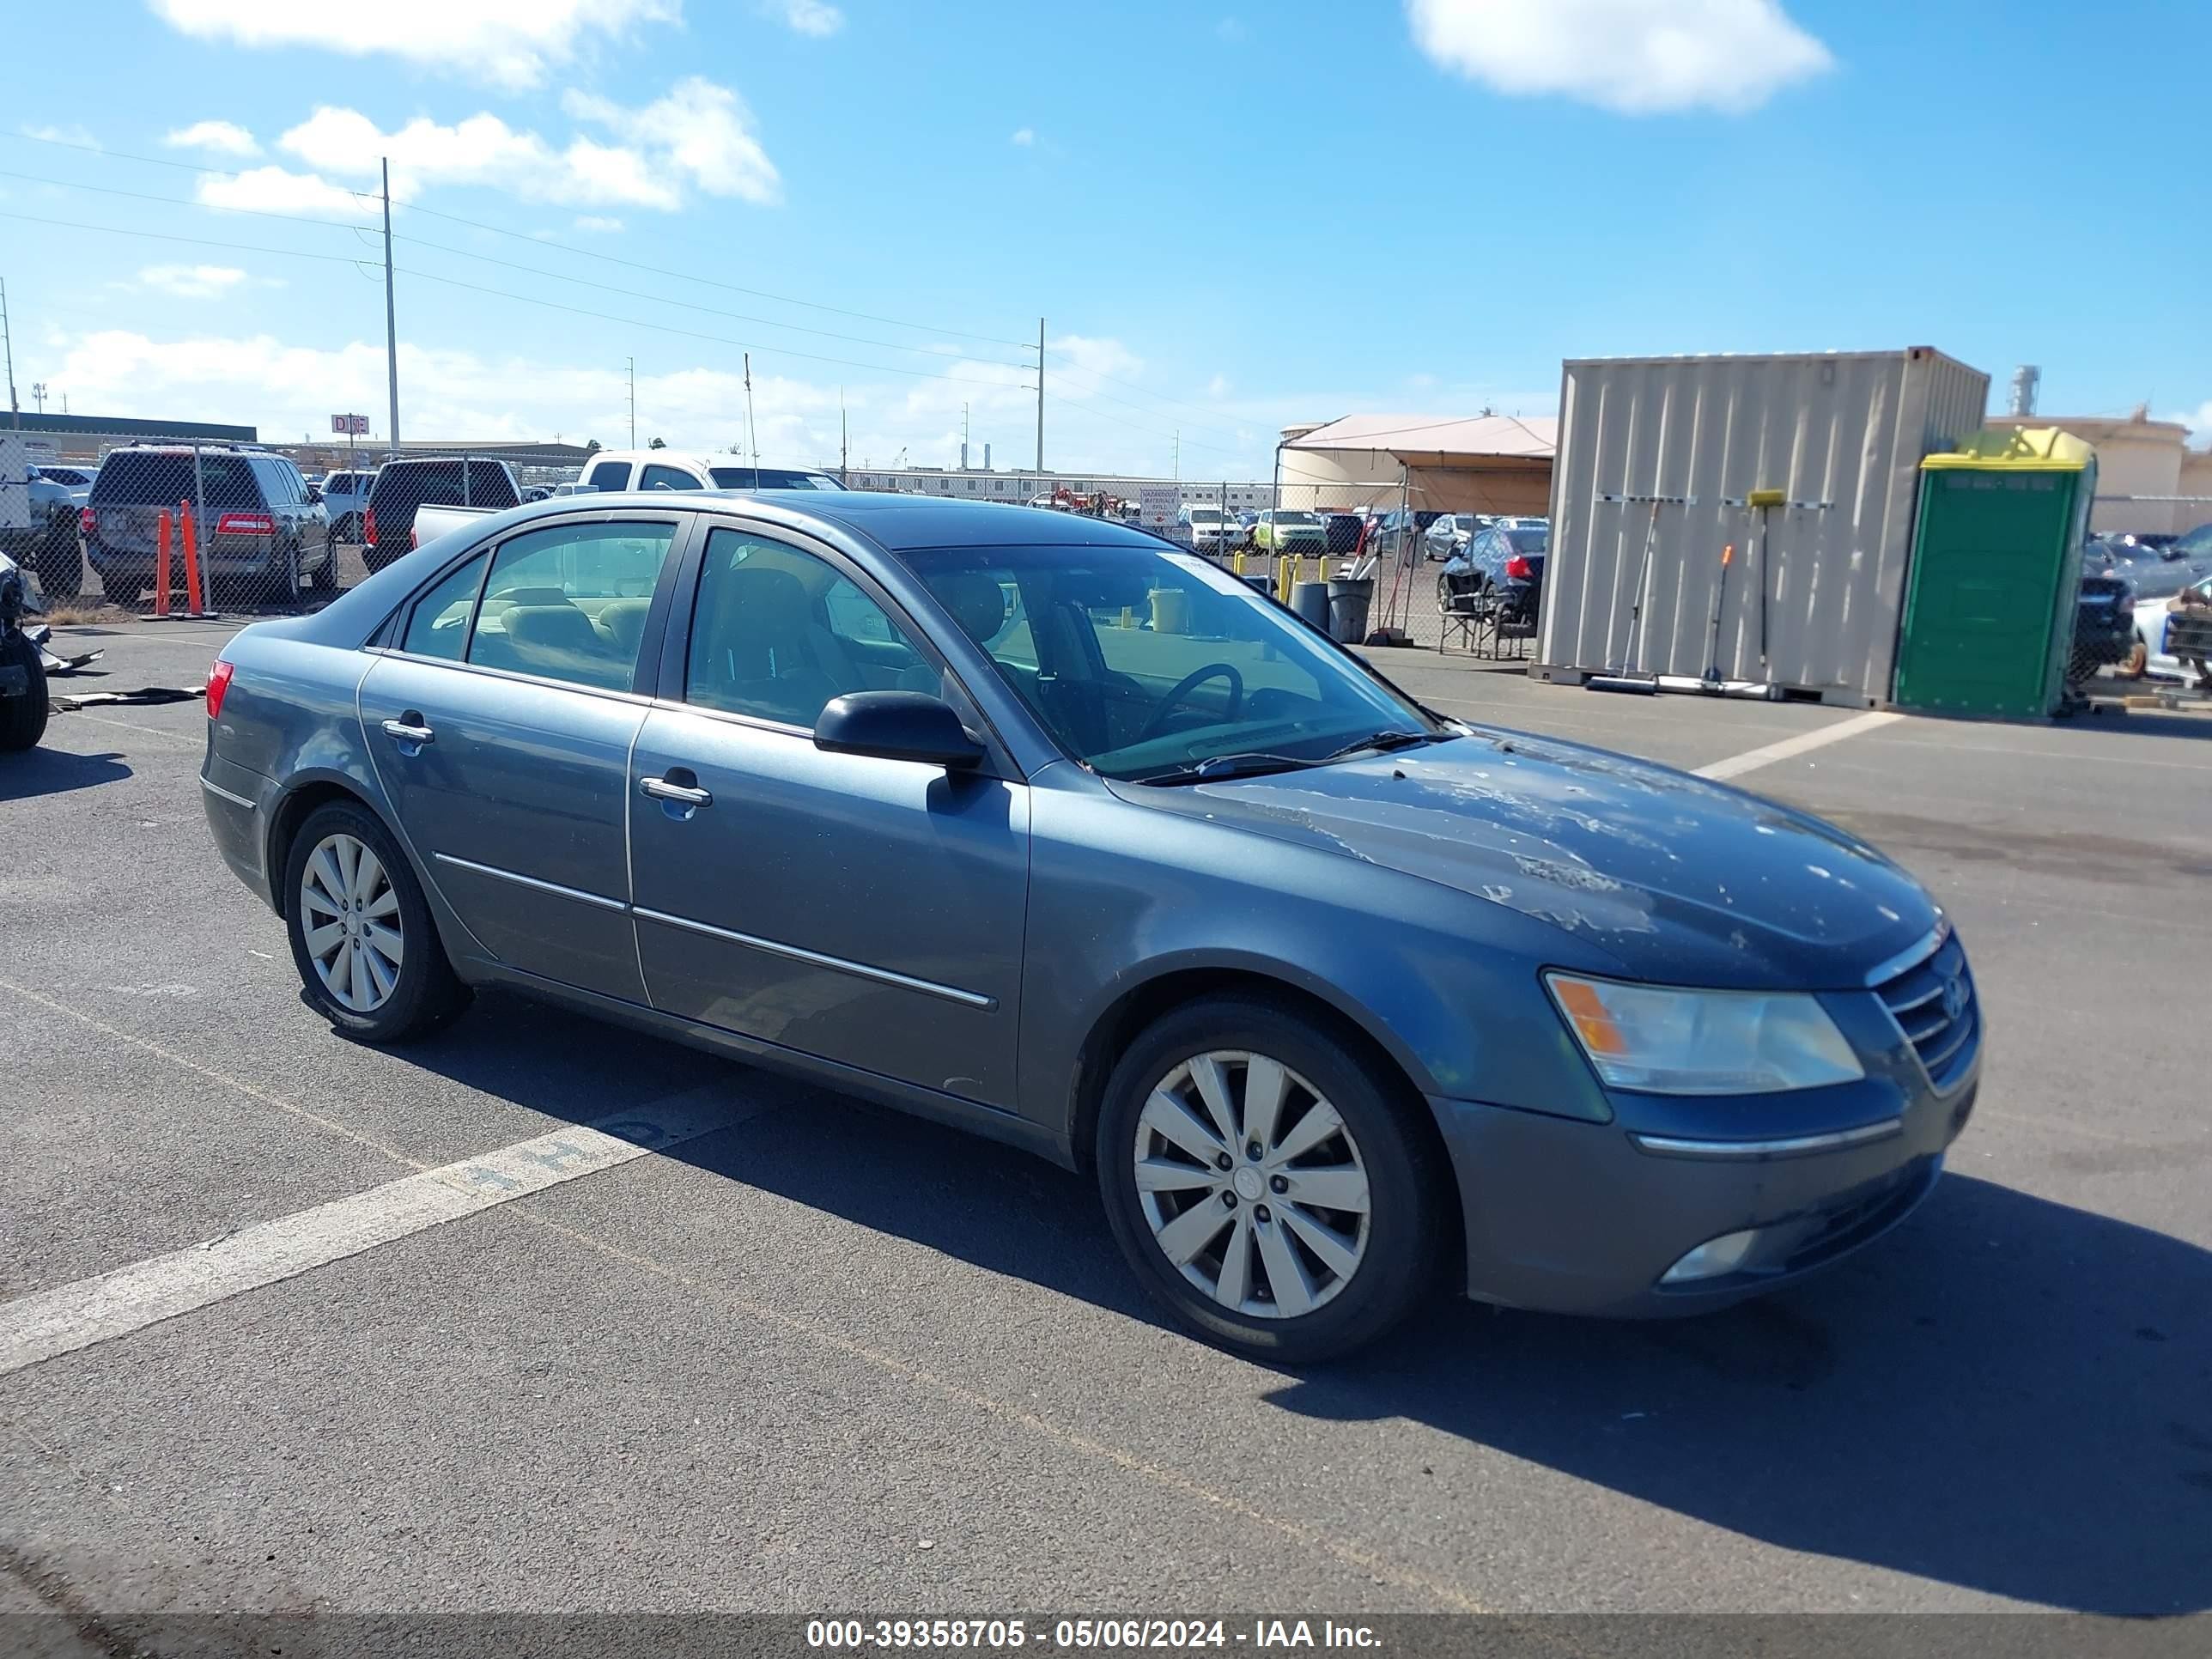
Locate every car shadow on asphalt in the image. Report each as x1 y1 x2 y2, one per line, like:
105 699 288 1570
411 994 2210 1618
0 747 131 802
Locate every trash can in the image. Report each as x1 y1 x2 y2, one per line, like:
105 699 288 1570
1327 578 1374 643
1149 586 1191 635
1893 427 2097 719
1292 581 1333 634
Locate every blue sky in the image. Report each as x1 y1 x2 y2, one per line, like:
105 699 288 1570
0 0 2203 477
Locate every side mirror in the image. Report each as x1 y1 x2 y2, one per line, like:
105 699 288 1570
814 690 985 769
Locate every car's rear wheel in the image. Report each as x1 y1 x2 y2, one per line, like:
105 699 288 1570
1097 996 1443 1362
283 801 468 1042
0 630 49 752
2117 635 2148 679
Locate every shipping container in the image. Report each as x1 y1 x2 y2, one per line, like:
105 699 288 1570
1537 349 1990 704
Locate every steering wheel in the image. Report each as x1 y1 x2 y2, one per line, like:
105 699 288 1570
1139 662 1244 742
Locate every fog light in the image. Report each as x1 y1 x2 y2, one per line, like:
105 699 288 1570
1661 1228 1760 1285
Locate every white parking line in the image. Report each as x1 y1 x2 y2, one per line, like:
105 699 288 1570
0 1085 769 1378
1694 710 1904 781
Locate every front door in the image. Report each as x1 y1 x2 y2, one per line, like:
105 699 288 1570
628 524 1029 1108
362 514 689 1002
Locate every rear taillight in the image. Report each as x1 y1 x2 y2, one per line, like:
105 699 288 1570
79 506 95 537
362 505 377 544
216 511 276 535
205 659 234 721
1504 556 1533 580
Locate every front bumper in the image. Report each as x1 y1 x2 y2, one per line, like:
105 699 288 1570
1432 1048 1978 1317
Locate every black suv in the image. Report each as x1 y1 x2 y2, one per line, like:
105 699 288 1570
363 458 521 571
85 446 331 607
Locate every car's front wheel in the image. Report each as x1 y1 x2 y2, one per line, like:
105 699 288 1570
283 801 468 1042
1097 996 1443 1362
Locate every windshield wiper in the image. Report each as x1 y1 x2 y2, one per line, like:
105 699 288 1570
1121 751 1321 786
1320 728 1447 762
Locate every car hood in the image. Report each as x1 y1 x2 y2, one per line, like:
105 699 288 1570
1111 730 1938 990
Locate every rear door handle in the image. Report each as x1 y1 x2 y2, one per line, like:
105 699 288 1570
640 776 712 807
382 717 434 744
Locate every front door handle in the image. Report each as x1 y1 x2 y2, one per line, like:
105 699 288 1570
381 715 434 745
640 775 713 807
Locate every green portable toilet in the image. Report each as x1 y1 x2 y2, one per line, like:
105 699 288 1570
1892 427 2098 718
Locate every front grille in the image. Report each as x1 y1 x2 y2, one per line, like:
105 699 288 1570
1875 931 1979 1093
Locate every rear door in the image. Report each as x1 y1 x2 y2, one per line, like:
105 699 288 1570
362 511 693 1001
626 521 1030 1108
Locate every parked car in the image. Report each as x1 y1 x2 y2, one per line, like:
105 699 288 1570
1322 512 1364 556
319 470 374 543
3 465 86 600
0 546 50 750
1423 514 1479 562
362 457 522 572
203 493 1979 1362
2119 561 2212 684
85 444 331 606
2072 567 2137 676
577 450 846 495
1177 505 1235 553
32 465 94 498
1438 523 1549 615
1250 508 1326 555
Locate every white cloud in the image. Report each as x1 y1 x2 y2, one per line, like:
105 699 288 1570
1405 0 1833 114
1054 334 1144 382
196 165 378 218
133 264 252 299
2168 402 2212 445
573 215 626 234
148 0 679 91
1010 127 1036 147
769 0 844 36
562 78 781 205
21 123 99 149
270 82 777 212
164 120 260 157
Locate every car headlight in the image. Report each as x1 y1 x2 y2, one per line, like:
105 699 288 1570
1544 973 1864 1095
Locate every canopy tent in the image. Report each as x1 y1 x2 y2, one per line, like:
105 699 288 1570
1283 413 1558 517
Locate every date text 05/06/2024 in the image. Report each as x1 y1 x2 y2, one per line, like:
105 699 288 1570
805 1619 1384 1650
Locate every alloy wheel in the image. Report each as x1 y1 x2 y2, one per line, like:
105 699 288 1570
1133 1050 1371 1318
298 832 404 1012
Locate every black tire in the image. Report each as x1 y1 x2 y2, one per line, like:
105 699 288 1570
1096 995 1444 1363
283 799 470 1042
0 629 49 752
307 548 337 593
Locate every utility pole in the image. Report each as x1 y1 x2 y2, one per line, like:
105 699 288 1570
839 385 848 485
961 402 969 471
743 352 759 487
30 382 45 415
3 276 22 429
380 159 400 458
1173 430 1179 483
627 357 636 448
1035 317 1045 474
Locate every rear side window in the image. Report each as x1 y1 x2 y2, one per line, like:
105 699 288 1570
401 552 491 660
641 464 702 492
586 461 632 494
465 521 681 692
466 460 519 507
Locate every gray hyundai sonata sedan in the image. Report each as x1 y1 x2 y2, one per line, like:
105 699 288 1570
200 494 1978 1360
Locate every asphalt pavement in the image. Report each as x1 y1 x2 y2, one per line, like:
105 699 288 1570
3 622 2209 1637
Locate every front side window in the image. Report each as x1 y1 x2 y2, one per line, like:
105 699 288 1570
462 520 679 691
912 543 1437 782
685 528 936 728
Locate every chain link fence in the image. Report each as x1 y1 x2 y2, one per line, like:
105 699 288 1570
4 437 585 617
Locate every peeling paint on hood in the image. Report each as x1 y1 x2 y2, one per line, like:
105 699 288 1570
1112 730 1939 991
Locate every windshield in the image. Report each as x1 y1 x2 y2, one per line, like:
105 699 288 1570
708 467 843 489
910 542 1439 782
1274 511 1319 526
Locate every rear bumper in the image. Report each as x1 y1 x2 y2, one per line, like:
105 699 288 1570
1432 1064 1976 1317
200 751 279 911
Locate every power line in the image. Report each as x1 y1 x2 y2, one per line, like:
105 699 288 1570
4 130 1033 350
